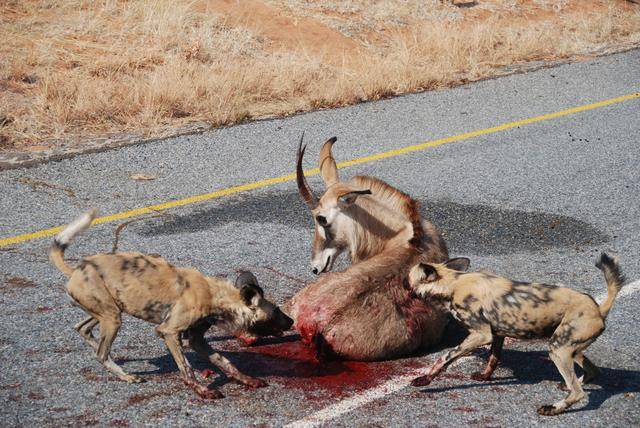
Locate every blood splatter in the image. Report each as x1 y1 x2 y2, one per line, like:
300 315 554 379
234 339 426 400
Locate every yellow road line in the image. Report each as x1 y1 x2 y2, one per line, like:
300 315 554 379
1 92 639 248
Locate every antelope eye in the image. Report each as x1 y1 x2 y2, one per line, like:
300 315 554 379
316 215 327 226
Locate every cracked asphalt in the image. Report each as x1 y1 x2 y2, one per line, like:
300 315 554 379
1 49 639 427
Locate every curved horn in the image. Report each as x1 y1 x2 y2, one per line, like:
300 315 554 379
296 133 318 209
319 136 339 187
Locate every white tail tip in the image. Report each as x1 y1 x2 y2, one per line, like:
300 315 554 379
55 209 98 246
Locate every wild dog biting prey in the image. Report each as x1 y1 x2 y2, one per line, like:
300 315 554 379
408 254 625 415
289 135 450 360
50 210 293 399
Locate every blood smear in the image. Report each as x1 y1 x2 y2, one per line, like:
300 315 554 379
245 340 423 400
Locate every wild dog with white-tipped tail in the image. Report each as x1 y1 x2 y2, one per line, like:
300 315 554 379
407 253 625 415
49 210 293 399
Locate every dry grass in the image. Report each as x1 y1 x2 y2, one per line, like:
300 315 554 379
1 0 639 150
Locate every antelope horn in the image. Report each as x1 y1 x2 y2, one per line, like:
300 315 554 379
296 132 318 209
319 136 339 187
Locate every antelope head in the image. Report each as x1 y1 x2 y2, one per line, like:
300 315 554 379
296 135 383 274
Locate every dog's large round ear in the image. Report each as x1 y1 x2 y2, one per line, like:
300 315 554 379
414 263 439 283
236 272 264 306
240 284 263 307
423 263 439 282
236 271 260 288
445 257 471 272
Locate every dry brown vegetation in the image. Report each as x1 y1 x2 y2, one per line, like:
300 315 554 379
1 0 639 151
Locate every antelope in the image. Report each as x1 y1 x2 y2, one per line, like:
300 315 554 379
288 136 453 360
295 135 449 273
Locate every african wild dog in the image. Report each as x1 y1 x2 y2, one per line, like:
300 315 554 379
290 137 452 360
50 210 293 399
408 254 625 415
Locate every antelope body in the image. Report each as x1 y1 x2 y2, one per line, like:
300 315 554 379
288 136 450 360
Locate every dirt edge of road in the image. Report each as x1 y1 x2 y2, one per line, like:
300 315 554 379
2 45 637 172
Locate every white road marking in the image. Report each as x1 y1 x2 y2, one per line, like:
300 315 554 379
610 279 640 300
285 279 640 428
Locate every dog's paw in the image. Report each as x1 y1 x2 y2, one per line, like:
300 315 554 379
126 375 146 384
198 387 224 400
537 405 561 416
243 377 268 389
200 369 217 379
470 372 491 382
236 334 258 346
411 375 432 387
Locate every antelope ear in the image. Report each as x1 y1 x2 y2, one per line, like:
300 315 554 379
338 189 372 205
445 257 470 272
319 137 339 187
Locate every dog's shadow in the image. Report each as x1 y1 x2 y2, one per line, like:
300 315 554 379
417 329 639 413
122 334 350 388
122 330 639 412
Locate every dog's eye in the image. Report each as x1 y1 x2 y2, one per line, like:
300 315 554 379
316 215 328 226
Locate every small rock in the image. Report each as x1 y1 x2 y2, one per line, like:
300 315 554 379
130 173 157 181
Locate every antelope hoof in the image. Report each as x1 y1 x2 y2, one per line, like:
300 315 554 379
411 375 432 387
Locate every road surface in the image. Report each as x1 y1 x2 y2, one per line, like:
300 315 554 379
1 49 639 427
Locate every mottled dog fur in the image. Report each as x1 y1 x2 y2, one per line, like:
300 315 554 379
408 254 625 415
50 210 293 399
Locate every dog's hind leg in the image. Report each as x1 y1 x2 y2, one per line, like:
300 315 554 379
412 327 493 387
574 352 600 384
187 325 267 388
75 316 99 339
471 336 504 381
557 351 600 391
538 346 585 416
93 314 144 383
73 313 144 383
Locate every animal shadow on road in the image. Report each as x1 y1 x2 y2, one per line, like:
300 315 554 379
122 334 350 388
139 189 609 255
416 346 640 413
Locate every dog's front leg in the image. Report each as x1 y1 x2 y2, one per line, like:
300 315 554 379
157 326 223 399
412 330 492 387
471 336 504 381
188 328 267 388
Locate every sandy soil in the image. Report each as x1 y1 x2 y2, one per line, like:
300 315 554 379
0 0 639 152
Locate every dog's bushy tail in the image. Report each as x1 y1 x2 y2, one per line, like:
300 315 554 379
49 209 97 277
595 252 625 318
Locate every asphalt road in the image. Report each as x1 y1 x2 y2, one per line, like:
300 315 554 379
1 49 639 427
